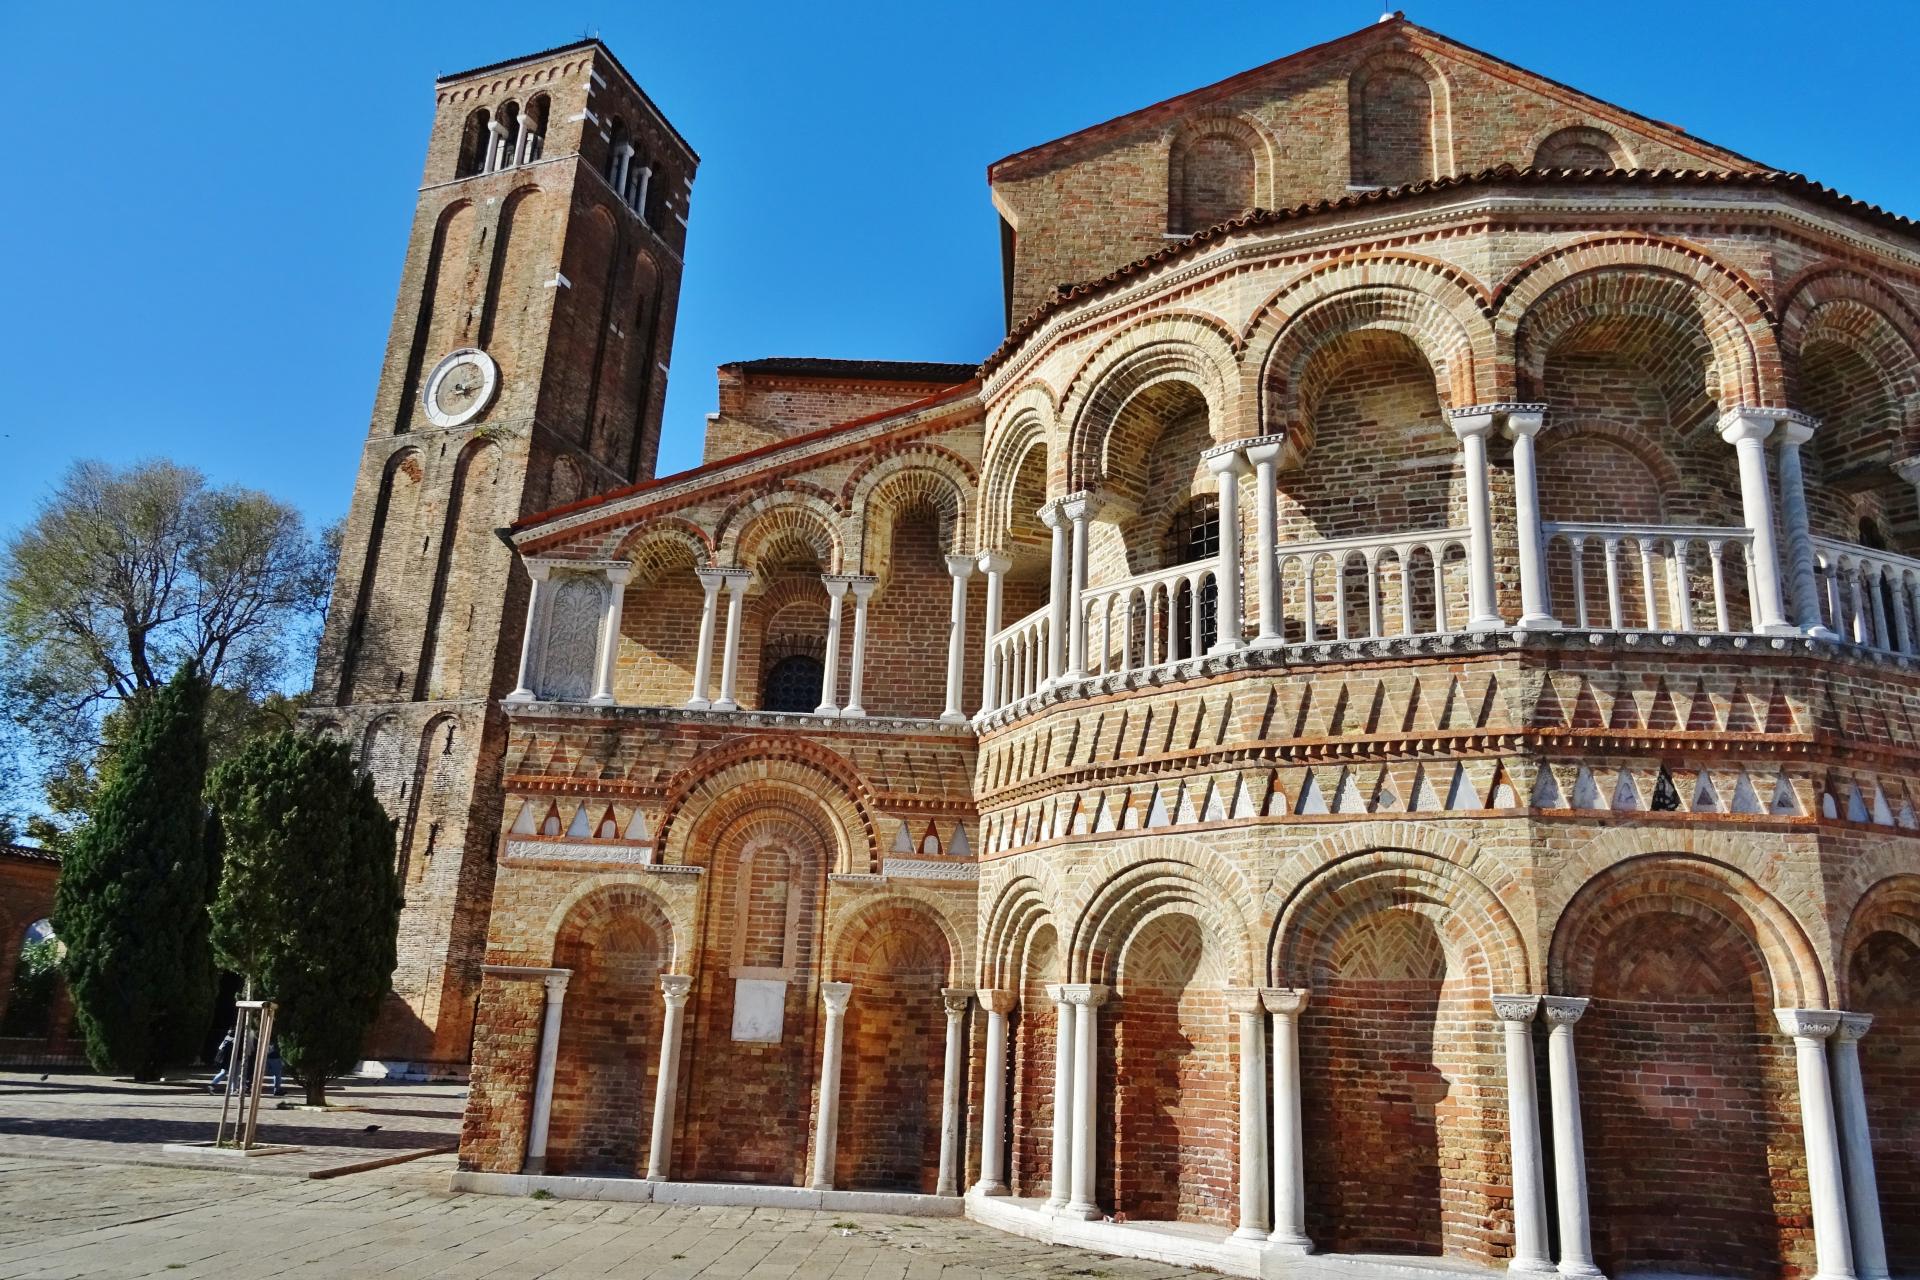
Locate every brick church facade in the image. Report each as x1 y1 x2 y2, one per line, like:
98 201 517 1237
311 18 1919 1279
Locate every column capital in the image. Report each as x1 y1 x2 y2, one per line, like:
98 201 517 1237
1502 404 1549 439
693 566 733 591
1718 406 1787 445
659 973 693 1007
978 988 1018 1015
1447 406 1499 439
1202 441 1252 475
719 568 753 594
976 550 1012 575
1893 456 1920 486
1037 498 1066 529
820 574 854 598
1775 414 1819 447
1540 995 1591 1026
1775 1007 1845 1039
525 559 555 582
604 564 633 587
1492 993 1542 1024
1834 1011 1874 1042
1060 490 1099 522
541 971 573 998
941 988 973 1016
1261 986 1310 1015
1058 982 1109 1008
1240 431 1299 468
846 574 879 601
1224 987 1267 1015
944 553 976 579
820 981 853 1013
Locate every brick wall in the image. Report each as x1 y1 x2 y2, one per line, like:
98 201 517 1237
837 908 950 1192
548 912 666 1174
459 974 544 1172
1850 929 1920 1272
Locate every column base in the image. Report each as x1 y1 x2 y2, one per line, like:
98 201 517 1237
521 1156 546 1175
1761 622 1803 637
1805 625 1841 642
712 698 739 711
588 694 616 706
683 697 711 710
1509 1261 1559 1276
1060 1200 1102 1221
939 711 968 725
1556 1263 1605 1279
1466 616 1508 633
972 1180 1008 1196
1208 640 1246 658
1043 1195 1067 1212
1265 1231 1314 1255
1517 614 1561 631
842 705 865 718
808 1180 834 1192
1230 1225 1269 1241
1251 634 1284 650
506 689 536 704
813 703 840 716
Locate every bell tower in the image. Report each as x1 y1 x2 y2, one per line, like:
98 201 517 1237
309 40 697 1075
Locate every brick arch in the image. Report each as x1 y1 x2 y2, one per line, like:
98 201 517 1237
612 518 713 580
979 396 1052 555
1547 853 1825 1007
715 492 843 574
855 461 970 573
539 880 678 972
1528 124 1634 170
840 442 976 520
1166 109 1276 235
1248 263 1490 449
1840 873 1920 995
1348 48 1453 185
656 737 878 874
980 872 1064 989
1269 847 1528 993
1060 313 1240 494
826 892 964 986
1496 235 1780 408
339 446 426 703
1780 270 1920 454
1066 847 1258 987
1534 420 1681 527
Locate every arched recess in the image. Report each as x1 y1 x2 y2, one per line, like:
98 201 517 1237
1271 849 1526 1264
340 447 426 703
418 437 510 701
1348 51 1449 188
478 185 545 351
715 492 844 575
979 393 1055 558
543 883 673 1175
1530 125 1631 170
1780 272 1920 546
1167 110 1273 235
657 738 877 875
1061 314 1240 496
398 200 478 432
1840 874 1920 1272
549 204 620 448
396 713 466 887
827 895 960 1193
1497 236 1780 411
980 873 1066 1198
1067 850 1253 1228
606 522 710 708
857 463 968 572
358 712 412 829
615 250 664 479
1548 854 1825 1279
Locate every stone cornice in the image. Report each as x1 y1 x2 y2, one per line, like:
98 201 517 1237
502 698 978 739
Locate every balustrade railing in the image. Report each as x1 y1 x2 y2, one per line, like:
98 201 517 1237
1543 523 1753 634
1269 526 1472 644
1081 559 1232 675
988 605 1052 709
1813 537 1920 655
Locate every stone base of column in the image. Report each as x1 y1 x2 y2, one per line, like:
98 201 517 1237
1251 634 1283 650
1043 1195 1067 1212
842 703 865 718
1265 1231 1313 1256
972 1179 1008 1196
1467 616 1507 633
1229 1225 1267 1241
1059 1200 1101 1221
1555 1262 1605 1279
813 702 838 715
712 697 738 711
1208 639 1245 657
683 696 711 710
588 693 615 706
522 1156 546 1175
1508 1261 1559 1276
1806 624 1841 642
1517 613 1560 630
1762 622 1804 637
809 1179 833 1192
506 689 536 703
939 710 968 725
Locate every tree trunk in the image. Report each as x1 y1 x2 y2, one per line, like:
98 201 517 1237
306 1076 326 1107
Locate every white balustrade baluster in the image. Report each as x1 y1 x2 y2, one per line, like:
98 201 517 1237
1894 574 1914 654
1638 538 1661 630
1869 564 1892 650
1849 561 1869 644
1428 543 1447 633
1670 539 1695 632
1603 539 1624 629
1709 541 1731 633
1569 535 1589 628
1302 557 1318 642
1364 551 1382 637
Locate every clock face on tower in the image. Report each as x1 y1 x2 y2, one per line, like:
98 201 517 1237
422 348 500 428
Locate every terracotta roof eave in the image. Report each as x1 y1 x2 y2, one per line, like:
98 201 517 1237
981 166 1920 375
2 843 57 864
721 357 979 384
509 377 984 538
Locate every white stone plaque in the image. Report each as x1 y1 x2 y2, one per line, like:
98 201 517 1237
731 978 787 1043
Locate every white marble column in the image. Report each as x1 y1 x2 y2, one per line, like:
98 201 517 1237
645 974 693 1181
815 576 850 715
1449 408 1506 631
842 576 877 717
1263 987 1312 1253
1205 445 1251 654
1245 435 1287 647
1047 984 1076 1211
1063 494 1095 680
1776 1008 1857 1280
1721 410 1795 635
1061 983 1108 1220
1041 500 1069 687
508 561 553 702
523 970 571 1174
1775 414 1839 639
1540 997 1601 1278
938 989 971 1195
941 556 974 723
811 982 854 1191
975 990 1016 1195
1831 1012 1887 1280
977 552 1011 717
714 569 752 711
1495 995 1555 1275
1227 989 1269 1239
686 568 725 709
1504 405 1558 629
588 565 632 705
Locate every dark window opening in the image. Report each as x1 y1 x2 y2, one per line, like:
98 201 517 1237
762 654 824 713
1169 498 1222 656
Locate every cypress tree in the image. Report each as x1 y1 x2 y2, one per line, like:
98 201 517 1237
52 667 217 1079
208 732 400 1105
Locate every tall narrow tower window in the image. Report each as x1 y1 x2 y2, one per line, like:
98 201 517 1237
456 108 491 178
516 95 549 165
491 101 521 173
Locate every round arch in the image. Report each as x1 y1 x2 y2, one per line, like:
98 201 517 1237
1065 846 1258 987
1059 313 1241 494
656 736 879 874
713 491 845 574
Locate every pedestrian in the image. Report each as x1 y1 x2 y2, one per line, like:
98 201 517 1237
266 1039 285 1097
207 1031 234 1094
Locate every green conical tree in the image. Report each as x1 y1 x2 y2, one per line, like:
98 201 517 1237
208 731 399 1105
52 667 217 1079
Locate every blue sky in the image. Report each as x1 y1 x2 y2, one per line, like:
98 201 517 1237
2 1 1916 536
